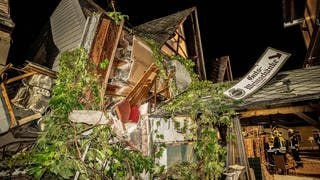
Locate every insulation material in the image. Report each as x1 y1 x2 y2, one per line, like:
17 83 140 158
109 33 132 87
11 86 30 109
28 74 54 90
138 102 149 115
10 74 54 114
111 46 132 82
115 46 132 62
110 67 130 83
27 86 50 114
69 110 109 125
129 102 150 155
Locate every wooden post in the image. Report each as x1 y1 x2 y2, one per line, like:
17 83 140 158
233 116 252 180
0 83 17 127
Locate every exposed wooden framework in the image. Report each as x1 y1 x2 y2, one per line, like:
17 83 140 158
162 26 188 58
125 63 158 106
0 63 56 130
210 56 233 83
0 83 17 127
239 105 315 118
5 72 37 84
89 16 124 107
300 0 320 66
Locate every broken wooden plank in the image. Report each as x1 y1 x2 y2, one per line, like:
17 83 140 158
130 72 157 105
126 63 158 105
0 63 12 76
99 19 124 108
18 113 42 126
91 18 111 66
22 61 57 78
5 71 37 84
0 83 17 127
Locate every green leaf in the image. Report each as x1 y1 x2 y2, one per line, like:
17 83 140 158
28 166 46 179
99 58 109 69
106 149 113 156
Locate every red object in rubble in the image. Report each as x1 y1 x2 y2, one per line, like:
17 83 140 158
129 105 140 123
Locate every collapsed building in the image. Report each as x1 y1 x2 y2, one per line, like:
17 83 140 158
2 0 319 179
1 0 207 170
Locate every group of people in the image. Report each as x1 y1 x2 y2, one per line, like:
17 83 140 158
265 128 303 168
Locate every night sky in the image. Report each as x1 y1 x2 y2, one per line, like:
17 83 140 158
8 0 306 79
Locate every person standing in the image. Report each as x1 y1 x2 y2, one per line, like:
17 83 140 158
273 130 287 162
287 129 303 167
314 133 320 153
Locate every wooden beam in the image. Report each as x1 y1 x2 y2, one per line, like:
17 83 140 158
239 105 314 118
126 64 158 105
5 71 37 84
0 83 17 127
0 63 12 76
18 113 42 125
226 57 233 81
98 19 124 108
22 62 57 78
294 112 320 126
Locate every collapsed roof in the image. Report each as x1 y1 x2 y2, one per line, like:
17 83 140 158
30 0 206 79
1 0 207 160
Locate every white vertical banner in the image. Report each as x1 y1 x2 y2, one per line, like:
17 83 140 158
224 47 291 100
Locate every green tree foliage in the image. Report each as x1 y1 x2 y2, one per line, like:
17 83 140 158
7 48 154 179
146 40 236 179
160 80 236 179
4 38 236 180
106 11 129 25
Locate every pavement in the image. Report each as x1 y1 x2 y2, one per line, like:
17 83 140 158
273 175 320 180
272 154 320 180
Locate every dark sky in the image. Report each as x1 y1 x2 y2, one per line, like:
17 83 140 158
8 0 306 79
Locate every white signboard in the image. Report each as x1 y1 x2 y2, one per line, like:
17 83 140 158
224 47 291 100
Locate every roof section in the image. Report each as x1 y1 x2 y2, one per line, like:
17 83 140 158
49 0 108 54
133 7 196 46
235 66 320 110
0 0 14 29
50 0 86 53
